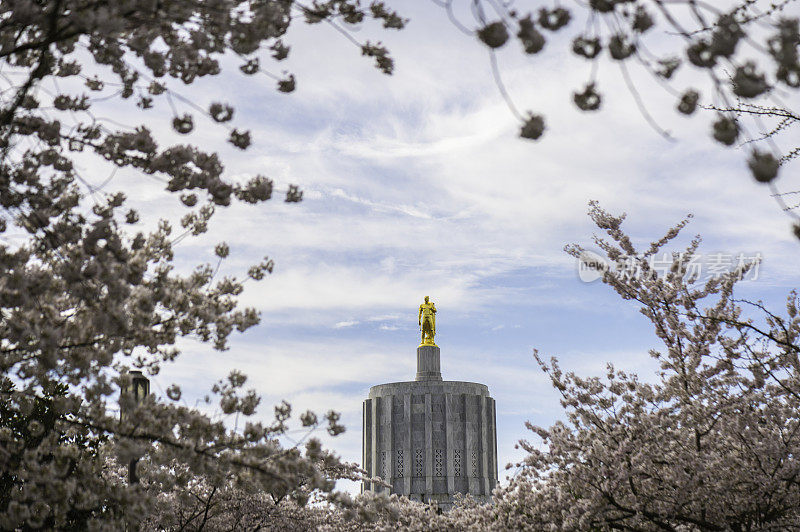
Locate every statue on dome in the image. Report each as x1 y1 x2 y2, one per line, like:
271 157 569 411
418 296 437 346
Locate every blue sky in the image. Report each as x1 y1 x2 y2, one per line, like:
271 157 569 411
68 2 800 494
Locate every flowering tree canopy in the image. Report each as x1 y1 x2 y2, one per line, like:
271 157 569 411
490 202 800 530
450 0 800 233
0 0 403 528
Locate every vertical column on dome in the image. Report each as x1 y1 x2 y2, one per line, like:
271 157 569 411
383 395 393 492
410 392 425 497
403 393 412 495
489 397 498 487
391 395 403 493
465 393 479 496
454 394 467 494
424 393 433 496
431 392 447 496
445 393 455 496
480 394 490 496
371 397 379 491
367 397 381 491
362 398 372 492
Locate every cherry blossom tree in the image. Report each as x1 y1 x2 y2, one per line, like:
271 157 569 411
143 461 368 531
488 202 800 530
146 483 482 532
0 0 403 528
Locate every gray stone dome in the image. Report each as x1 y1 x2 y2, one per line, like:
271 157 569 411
361 345 498 510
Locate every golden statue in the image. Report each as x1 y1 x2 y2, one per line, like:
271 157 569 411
418 296 437 346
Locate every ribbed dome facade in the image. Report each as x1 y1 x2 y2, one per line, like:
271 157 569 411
362 345 497 510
